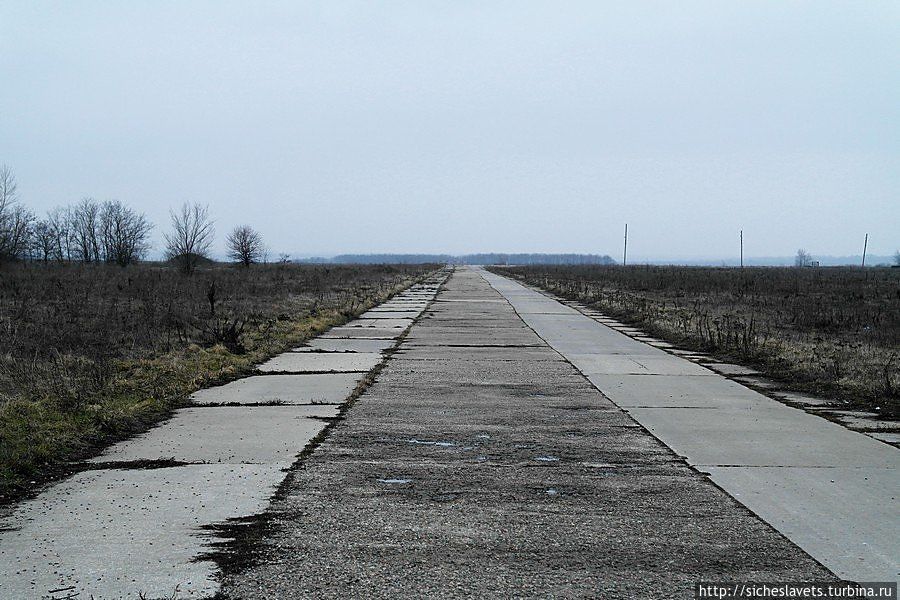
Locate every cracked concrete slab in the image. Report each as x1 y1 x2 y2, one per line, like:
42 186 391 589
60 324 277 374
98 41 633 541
344 318 413 329
0 464 284 600
320 326 403 339
258 352 381 373
359 310 422 319
89 406 333 464
393 346 561 361
298 338 396 353
190 373 361 405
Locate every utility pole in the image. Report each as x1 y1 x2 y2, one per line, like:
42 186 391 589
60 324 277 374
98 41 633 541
623 223 628 266
862 233 868 267
740 229 743 268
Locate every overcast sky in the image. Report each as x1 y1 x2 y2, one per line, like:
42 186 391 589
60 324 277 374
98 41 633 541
1 1 898 260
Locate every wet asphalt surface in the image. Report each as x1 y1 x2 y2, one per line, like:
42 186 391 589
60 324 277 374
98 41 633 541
218 268 832 599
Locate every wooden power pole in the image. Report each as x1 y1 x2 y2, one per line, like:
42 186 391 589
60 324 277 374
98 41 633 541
862 233 868 267
740 229 743 268
623 223 628 266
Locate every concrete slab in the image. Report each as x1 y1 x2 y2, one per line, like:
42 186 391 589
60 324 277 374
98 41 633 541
435 298 507 303
405 331 540 346
190 373 360 405
501 300 580 315
344 318 412 329
0 464 284 600
299 338 396 353
320 326 401 339
586 374 769 409
358 310 421 319
258 352 381 372
706 466 900 581
369 303 428 309
341 318 385 328
628 405 899 468
393 346 559 362
90 406 331 464
568 353 714 376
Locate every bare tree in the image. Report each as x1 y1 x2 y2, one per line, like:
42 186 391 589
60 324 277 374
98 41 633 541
0 165 35 261
226 225 264 267
794 249 813 267
0 164 16 215
47 206 74 261
32 219 59 261
99 200 153 266
165 202 214 274
71 198 102 262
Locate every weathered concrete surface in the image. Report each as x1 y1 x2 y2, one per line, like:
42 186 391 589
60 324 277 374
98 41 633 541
258 352 382 373
587 373 766 409
297 338 396 353
343 318 413 329
218 268 830 599
0 464 284 599
319 326 403 339
89 406 336 464
478 267 900 582
359 310 422 319
191 373 360 405
0 272 447 599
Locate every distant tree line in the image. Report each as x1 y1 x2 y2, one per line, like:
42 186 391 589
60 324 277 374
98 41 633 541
300 253 616 265
0 164 266 273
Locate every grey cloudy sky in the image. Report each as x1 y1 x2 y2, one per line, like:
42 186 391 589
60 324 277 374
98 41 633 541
1 1 898 260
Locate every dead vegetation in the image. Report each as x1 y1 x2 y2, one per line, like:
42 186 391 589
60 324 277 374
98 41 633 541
0 261 436 497
491 265 900 416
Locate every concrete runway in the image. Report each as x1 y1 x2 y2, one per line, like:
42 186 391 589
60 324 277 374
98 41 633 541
218 268 834 599
2 266 894 598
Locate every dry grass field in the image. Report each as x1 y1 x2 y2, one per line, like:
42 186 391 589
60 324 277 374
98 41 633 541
0 261 436 497
491 265 899 417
